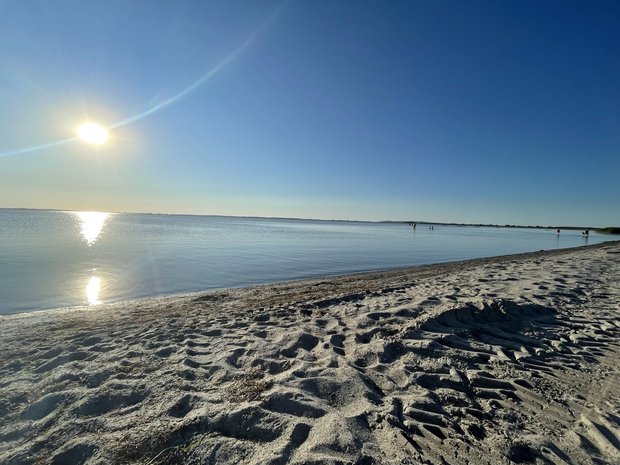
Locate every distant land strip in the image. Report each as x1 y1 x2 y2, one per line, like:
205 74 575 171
1 207 618 232
389 220 620 233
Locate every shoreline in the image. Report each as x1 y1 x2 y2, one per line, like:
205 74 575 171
1 240 619 464
4 207 618 230
3 239 619 321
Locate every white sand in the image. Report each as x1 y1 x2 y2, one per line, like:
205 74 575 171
1 241 619 465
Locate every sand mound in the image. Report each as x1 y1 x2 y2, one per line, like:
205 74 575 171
1 242 619 464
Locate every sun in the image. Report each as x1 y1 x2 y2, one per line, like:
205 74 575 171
77 123 109 145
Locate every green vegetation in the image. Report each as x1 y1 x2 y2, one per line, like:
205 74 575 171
595 227 620 235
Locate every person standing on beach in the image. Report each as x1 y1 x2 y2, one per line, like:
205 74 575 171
557 228 560 235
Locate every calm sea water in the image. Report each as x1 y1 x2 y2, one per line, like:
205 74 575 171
0 209 608 314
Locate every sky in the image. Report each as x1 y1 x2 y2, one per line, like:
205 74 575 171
0 0 618 226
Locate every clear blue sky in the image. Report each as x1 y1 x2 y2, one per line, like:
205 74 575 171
0 0 618 226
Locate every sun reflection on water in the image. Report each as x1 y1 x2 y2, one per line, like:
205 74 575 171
76 211 109 245
86 276 102 305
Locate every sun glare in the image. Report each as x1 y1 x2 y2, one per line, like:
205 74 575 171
77 123 109 145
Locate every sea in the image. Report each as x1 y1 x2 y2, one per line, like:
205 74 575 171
0 209 608 315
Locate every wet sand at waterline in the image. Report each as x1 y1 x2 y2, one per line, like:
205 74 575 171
1 241 619 464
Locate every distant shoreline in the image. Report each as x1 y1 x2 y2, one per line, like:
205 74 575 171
1 207 618 232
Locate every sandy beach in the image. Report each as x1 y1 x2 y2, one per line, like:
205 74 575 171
1 241 619 465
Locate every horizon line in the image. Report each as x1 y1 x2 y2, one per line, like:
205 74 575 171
0 206 606 230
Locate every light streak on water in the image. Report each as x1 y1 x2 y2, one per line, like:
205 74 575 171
86 276 101 305
75 211 110 245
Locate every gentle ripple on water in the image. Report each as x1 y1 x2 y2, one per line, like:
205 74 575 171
0 209 608 314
